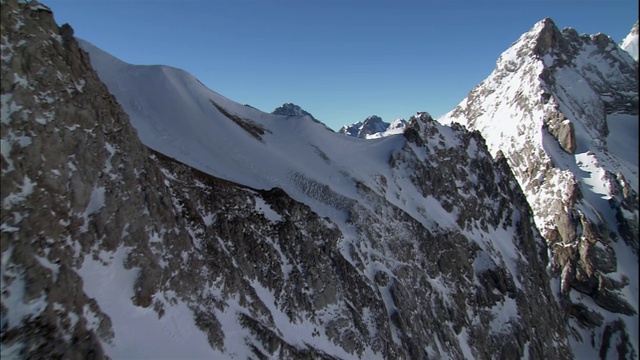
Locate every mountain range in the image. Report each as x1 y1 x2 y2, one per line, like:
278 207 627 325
1 1 637 359
339 116 408 139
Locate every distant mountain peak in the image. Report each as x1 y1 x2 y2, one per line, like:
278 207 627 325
359 115 387 134
500 17 567 60
388 118 407 130
338 115 391 138
364 115 383 122
338 115 410 139
271 103 317 121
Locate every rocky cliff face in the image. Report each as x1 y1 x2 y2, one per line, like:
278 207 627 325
440 18 639 359
1 2 578 358
0 0 193 357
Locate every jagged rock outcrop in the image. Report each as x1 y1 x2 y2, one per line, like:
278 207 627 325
2 2 576 359
440 18 639 359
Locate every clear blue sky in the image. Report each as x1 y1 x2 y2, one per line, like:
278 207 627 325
47 0 638 130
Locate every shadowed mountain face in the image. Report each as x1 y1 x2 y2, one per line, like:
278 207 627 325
3 1 635 359
440 18 639 359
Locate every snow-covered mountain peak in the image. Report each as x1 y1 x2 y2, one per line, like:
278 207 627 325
440 18 639 358
338 115 389 138
407 111 433 125
360 115 387 134
527 17 566 55
363 115 380 121
450 17 637 148
388 118 407 130
496 18 573 66
620 21 639 61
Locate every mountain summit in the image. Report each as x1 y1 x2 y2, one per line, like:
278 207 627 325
620 21 639 60
440 17 639 359
272 102 318 121
339 115 388 138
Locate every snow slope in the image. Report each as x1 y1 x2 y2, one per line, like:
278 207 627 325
79 39 407 220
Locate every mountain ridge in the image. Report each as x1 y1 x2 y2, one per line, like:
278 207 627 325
439 17 639 359
1 2 636 359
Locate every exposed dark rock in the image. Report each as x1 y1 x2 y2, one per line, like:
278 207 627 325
567 302 604 328
271 102 317 120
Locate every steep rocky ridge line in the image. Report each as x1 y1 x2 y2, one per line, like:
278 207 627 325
440 18 639 359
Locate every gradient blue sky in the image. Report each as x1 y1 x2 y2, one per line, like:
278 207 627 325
48 0 638 130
